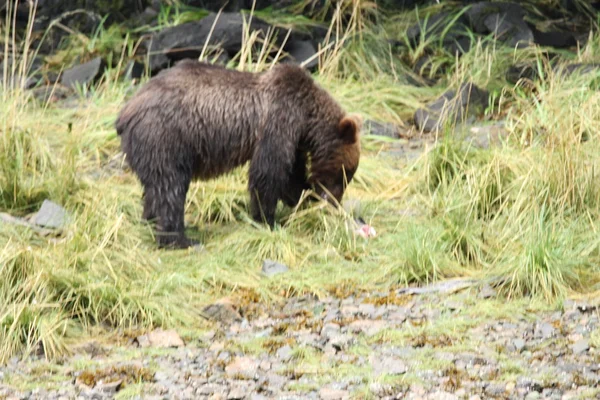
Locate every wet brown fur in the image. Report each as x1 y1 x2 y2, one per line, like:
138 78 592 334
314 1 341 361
116 59 361 249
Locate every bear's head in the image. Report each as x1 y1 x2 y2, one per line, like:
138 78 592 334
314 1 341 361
311 113 362 205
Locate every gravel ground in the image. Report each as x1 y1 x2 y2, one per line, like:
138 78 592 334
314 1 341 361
0 280 598 400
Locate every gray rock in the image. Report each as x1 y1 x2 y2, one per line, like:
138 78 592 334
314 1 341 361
516 377 543 392
319 387 349 400
535 322 555 339
370 355 407 377
572 339 589 354
340 305 359 318
228 383 251 399
225 357 258 380
96 380 122 395
265 372 287 391
328 334 353 351
347 320 387 337
413 83 489 133
397 278 477 295
485 383 506 397
465 2 532 48
525 392 541 400
135 329 184 348
276 345 293 362
466 122 508 149
202 298 243 324
60 57 106 89
321 323 341 340
513 338 526 352
197 384 228 395
357 303 376 317
262 259 290 277
364 120 401 139
284 40 318 70
31 199 70 229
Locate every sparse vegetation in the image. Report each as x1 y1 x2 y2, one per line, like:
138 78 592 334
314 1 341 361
1 0 600 376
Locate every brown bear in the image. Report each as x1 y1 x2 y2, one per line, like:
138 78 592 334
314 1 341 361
115 59 361 249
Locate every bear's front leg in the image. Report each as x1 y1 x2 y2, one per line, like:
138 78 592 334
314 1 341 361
281 150 311 208
248 136 295 228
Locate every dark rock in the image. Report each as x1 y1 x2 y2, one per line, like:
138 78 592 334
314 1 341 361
30 84 72 104
262 259 289 277
506 63 539 84
364 120 401 139
60 57 106 89
133 6 159 26
530 25 578 48
507 62 600 84
202 298 242 324
413 54 445 80
180 0 273 12
466 2 526 34
465 2 533 48
124 60 146 81
283 39 318 70
413 82 489 133
379 0 431 10
148 12 284 74
483 12 533 48
556 63 600 78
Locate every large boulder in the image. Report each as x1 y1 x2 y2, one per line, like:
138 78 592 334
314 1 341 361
148 12 285 73
147 12 322 74
12 0 149 31
465 2 533 48
9 0 149 55
178 0 275 12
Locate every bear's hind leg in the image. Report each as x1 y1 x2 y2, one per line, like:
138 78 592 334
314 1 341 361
147 175 198 249
142 188 157 221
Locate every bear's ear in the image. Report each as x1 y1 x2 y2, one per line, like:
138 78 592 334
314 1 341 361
339 114 362 144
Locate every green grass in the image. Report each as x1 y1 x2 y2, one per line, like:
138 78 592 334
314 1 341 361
2 0 600 364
